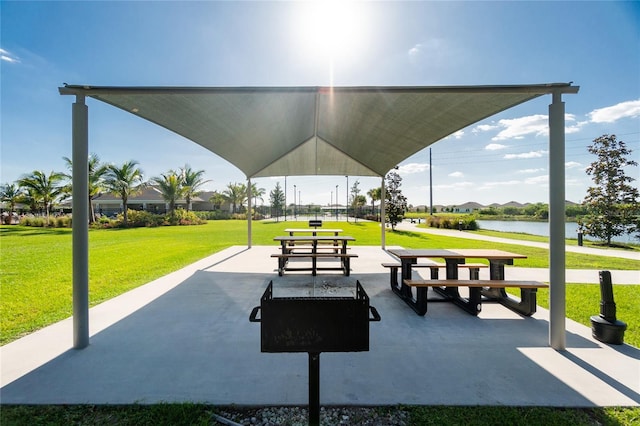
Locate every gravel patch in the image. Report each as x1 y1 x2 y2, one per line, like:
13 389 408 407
213 406 410 426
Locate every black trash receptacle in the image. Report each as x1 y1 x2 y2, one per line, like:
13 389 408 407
590 271 626 345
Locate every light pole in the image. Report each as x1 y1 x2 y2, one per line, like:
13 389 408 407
335 184 339 220
345 175 349 222
293 184 297 219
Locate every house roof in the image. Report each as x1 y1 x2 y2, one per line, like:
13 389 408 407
59 84 579 179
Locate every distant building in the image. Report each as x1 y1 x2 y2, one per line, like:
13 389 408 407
91 187 230 216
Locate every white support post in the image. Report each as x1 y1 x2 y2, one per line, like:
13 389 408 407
247 178 252 248
549 91 566 350
381 177 386 249
72 95 90 349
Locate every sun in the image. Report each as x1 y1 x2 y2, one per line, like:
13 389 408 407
292 1 367 63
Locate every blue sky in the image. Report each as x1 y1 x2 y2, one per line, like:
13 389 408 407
2 1 639 207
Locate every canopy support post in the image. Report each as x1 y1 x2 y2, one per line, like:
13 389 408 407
549 91 566 350
72 95 89 349
381 176 386 249
247 178 252 248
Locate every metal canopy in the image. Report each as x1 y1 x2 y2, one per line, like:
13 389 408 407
59 84 578 178
59 82 579 352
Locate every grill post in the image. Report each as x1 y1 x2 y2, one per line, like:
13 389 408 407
309 352 320 426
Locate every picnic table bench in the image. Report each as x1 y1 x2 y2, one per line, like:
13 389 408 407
402 278 548 316
386 249 548 316
273 235 357 276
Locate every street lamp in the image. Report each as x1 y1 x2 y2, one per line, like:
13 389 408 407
345 175 349 222
293 184 297 219
335 185 339 220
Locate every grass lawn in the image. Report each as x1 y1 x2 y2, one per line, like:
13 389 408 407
1 221 638 425
1 221 638 345
1 404 638 426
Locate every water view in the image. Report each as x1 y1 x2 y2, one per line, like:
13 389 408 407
476 220 638 244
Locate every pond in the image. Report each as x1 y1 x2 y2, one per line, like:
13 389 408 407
476 220 638 244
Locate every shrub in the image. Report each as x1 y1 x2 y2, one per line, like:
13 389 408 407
166 209 206 226
92 216 119 229
20 215 46 227
426 215 478 230
54 215 72 228
117 210 164 228
194 211 231 220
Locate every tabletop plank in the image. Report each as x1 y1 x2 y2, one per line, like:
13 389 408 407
387 248 526 259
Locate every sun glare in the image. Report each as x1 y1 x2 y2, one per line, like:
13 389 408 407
293 1 367 63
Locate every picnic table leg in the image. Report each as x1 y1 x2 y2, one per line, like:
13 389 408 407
388 266 400 291
435 258 462 299
400 259 413 299
481 259 537 315
344 256 350 276
435 258 481 315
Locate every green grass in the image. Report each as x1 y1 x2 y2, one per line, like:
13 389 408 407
1 404 638 425
1 221 638 345
530 284 639 348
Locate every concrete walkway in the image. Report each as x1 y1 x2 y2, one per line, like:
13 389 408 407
1 245 638 407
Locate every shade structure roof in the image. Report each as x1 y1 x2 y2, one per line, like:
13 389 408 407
59 83 579 178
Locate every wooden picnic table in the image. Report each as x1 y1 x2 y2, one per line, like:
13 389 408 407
272 235 357 276
386 249 545 316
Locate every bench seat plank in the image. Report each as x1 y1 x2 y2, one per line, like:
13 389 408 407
272 252 357 276
403 279 547 288
271 253 358 258
396 278 546 317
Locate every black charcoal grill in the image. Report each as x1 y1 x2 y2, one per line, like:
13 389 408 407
249 280 380 425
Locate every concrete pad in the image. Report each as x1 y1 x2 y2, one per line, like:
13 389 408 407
1 246 638 407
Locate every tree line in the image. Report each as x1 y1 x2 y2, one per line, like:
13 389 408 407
3 134 635 245
0 155 267 227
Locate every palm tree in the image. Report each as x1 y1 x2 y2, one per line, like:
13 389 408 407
208 191 225 210
250 182 265 217
1 183 23 224
18 170 66 225
179 165 210 211
222 182 247 214
63 154 109 223
103 160 145 226
1 183 23 213
367 187 382 219
152 171 184 216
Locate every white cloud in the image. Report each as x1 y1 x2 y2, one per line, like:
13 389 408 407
452 130 464 139
477 180 521 191
525 175 548 185
448 171 464 178
504 150 548 159
485 143 507 151
398 162 429 174
408 44 422 58
0 48 20 64
492 115 548 140
565 161 581 169
434 181 474 191
473 124 499 133
491 114 577 141
588 99 640 123
518 168 544 174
